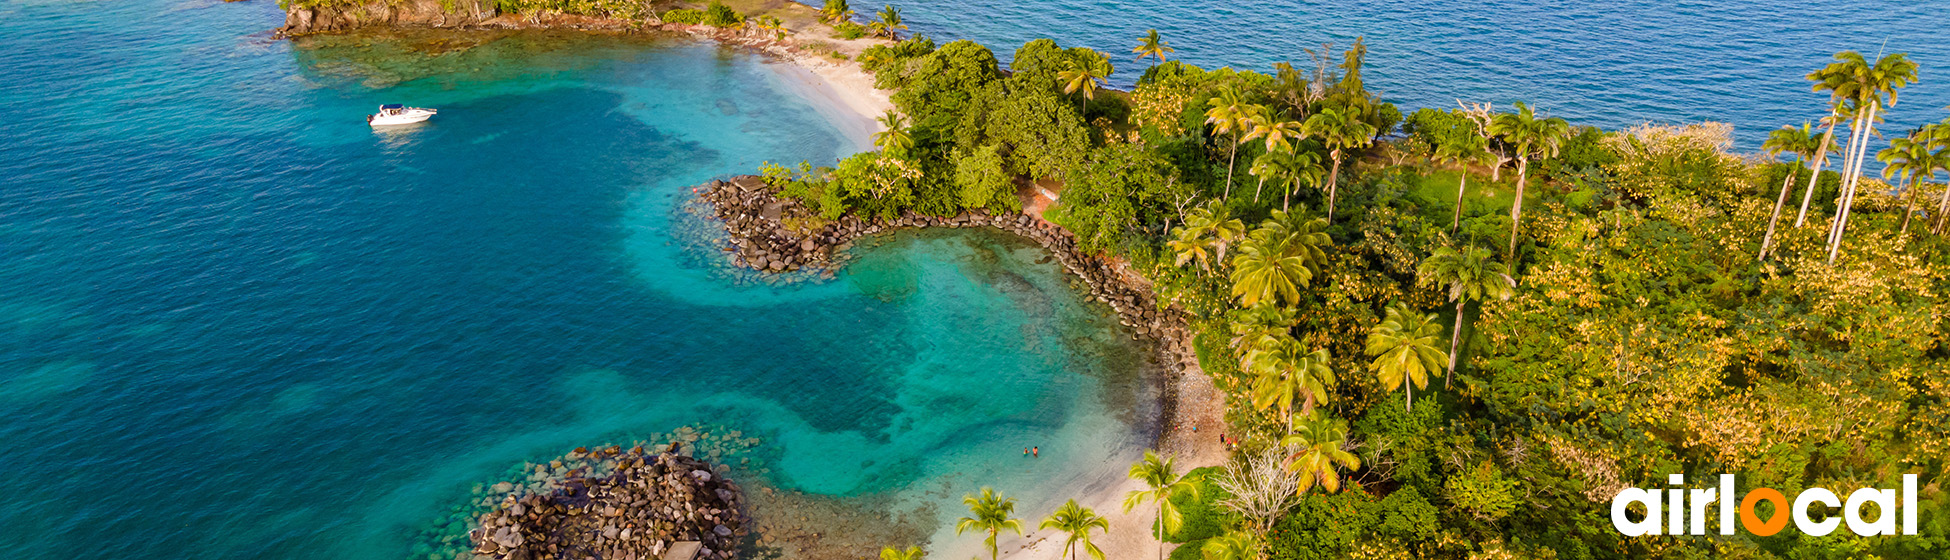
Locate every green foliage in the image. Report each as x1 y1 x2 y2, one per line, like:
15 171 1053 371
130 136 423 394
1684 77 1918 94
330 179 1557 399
660 8 706 24
830 21 867 39
702 1 741 26
1536 126 1618 180
1266 487 1378 560
953 144 1020 212
985 87 1091 181
1163 467 1232 543
1373 486 1437 542
890 40 1002 133
1048 143 1181 253
1444 460 1520 522
860 37 939 87
831 151 920 220
1404 108 1479 152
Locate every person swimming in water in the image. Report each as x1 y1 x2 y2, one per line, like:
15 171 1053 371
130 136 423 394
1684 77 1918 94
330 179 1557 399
1032 446 1039 458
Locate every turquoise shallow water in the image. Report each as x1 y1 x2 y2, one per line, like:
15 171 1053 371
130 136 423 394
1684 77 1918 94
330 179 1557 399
857 0 1950 151
0 1 1153 557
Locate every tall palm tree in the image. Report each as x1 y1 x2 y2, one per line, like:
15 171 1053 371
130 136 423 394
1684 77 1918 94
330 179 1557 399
1249 146 1323 211
1487 101 1571 262
872 111 912 157
879 546 923 560
1877 133 1941 235
1415 246 1514 388
1124 450 1200 560
869 5 906 39
819 0 854 24
1366 303 1447 411
1279 411 1361 494
1433 133 1491 232
1205 88 1252 199
1199 531 1258 560
1169 205 1247 273
1040 500 1110 560
1301 106 1377 224
1925 121 1950 235
1810 51 1918 264
1758 122 1826 259
1242 107 1306 153
1133 29 1172 63
1228 302 1298 354
955 487 1024 560
1244 339 1333 433
1229 214 1329 307
1794 109 1846 228
1060 52 1113 115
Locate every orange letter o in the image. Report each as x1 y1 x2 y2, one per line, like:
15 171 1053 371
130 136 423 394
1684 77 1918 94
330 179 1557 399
1741 488 1790 536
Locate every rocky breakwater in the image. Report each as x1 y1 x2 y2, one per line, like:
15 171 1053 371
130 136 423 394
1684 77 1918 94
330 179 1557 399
470 445 747 560
698 175 1198 368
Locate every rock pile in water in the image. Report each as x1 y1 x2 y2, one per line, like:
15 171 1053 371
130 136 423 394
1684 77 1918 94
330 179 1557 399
469 444 747 560
698 175 1196 365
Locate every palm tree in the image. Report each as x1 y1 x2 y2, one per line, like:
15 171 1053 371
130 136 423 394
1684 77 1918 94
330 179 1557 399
1248 147 1321 211
1228 214 1329 308
1366 303 1447 411
1242 108 1306 153
955 487 1024 560
1170 205 1247 273
1760 121 1832 259
1124 450 1200 560
1925 121 1950 235
1810 51 1919 264
1280 411 1361 494
878 546 923 560
1877 133 1941 235
1199 531 1258 560
869 5 906 39
1301 106 1377 225
1794 109 1846 228
751 15 786 41
1205 88 1252 199
819 0 854 24
1244 339 1333 432
1415 246 1514 387
1487 101 1571 262
1060 51 1113 114
1133 29 1172 63
1228 302 1297 354
1040 500 1110 560
1433 133 1491 232
872 111 912 157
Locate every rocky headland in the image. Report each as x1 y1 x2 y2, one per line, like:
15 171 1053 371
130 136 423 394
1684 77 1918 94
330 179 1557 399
466 443 748 560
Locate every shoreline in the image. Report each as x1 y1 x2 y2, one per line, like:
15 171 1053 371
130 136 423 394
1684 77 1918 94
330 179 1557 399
697 177 1229 558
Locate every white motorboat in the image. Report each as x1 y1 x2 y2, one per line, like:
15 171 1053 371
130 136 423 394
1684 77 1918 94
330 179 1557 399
368 104 436 126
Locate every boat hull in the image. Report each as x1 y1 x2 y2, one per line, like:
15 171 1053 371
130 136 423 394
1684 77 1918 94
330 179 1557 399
369 109 436 126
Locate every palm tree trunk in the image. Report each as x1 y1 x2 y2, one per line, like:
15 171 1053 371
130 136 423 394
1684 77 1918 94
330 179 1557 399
1447 298 1464 388
1405 381 1413 412
1899 175 1918 235
1829 102 1878 265
1326 151 1343 225
1507 156 1529 262
1827 112 1869 245
1253 175 1266 203
1452 170 1469 232
1284 176 1296 212
1795 120 1839 228
1223 136 1238 200
1156 502 1165 560
1758 163 1797 260
1935 181 1950 234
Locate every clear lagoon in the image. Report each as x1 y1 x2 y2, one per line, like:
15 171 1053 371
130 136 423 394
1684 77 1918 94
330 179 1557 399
0 1 1155 557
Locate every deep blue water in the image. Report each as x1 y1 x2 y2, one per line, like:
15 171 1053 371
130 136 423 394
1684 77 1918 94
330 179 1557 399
863 0 1950 151
0 1 1152 557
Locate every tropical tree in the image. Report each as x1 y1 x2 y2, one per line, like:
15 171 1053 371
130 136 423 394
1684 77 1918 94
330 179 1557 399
1205 88 1252 199
1280 411 1361 494
1244 339 1333 433
1200 531 1258 560
1486 101 1571 261
1124 450 1200 560
1228 302 1297 354
1133 29 1172 63
955 487 1024 560
750 15 786 40
1926 121 1950 234
872 111 912 157
1809 50 1918 264
1248 146 1322 211
878 546 923 560
1040 500 1110 560
1415 246 1514 387
819 0 854 24
1432 131 1491 232
1366 303 1447 411
1169 205 1246 273
1242 107 1306 153
1228 213 1329 307
1877 132 1943 235
1794 109 1846 228
1760 121 1832 258
1301 105 1377 224
868 5 906 39
1060 51 1113 114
